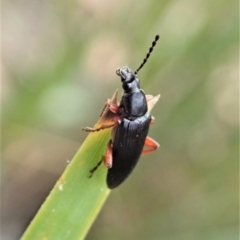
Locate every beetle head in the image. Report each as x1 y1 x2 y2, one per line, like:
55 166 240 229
116 66 140 93
116 66 135 82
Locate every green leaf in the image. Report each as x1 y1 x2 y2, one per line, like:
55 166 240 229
21 91 119 240
20 90 160 240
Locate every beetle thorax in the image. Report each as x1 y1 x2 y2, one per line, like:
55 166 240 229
116 66 148 120
120 91 148 120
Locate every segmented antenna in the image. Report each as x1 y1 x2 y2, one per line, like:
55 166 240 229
134 35 160 75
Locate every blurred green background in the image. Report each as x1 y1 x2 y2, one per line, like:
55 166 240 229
2 0 238 239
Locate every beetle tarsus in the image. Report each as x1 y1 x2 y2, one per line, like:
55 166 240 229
82 122 116 132
89 159 102 178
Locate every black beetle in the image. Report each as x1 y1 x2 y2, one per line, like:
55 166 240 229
83 35 160 189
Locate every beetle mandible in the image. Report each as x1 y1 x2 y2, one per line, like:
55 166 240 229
83 35 160 189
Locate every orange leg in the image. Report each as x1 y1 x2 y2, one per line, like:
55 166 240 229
141 136 159 155
103 140 113 168
100 99 119 116
106 99 119 114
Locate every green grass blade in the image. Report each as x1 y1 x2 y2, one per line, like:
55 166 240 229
20 91 119 240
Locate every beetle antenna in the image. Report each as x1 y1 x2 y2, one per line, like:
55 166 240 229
134 35 160 75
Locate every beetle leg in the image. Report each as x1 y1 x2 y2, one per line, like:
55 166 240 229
82 122 117 132
141 136 159 155
103 140 113 168
89 159 102 178
99 104 108 117
106 99 119 114
89 140 113 177
83 114 121 132
100 99 119 116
